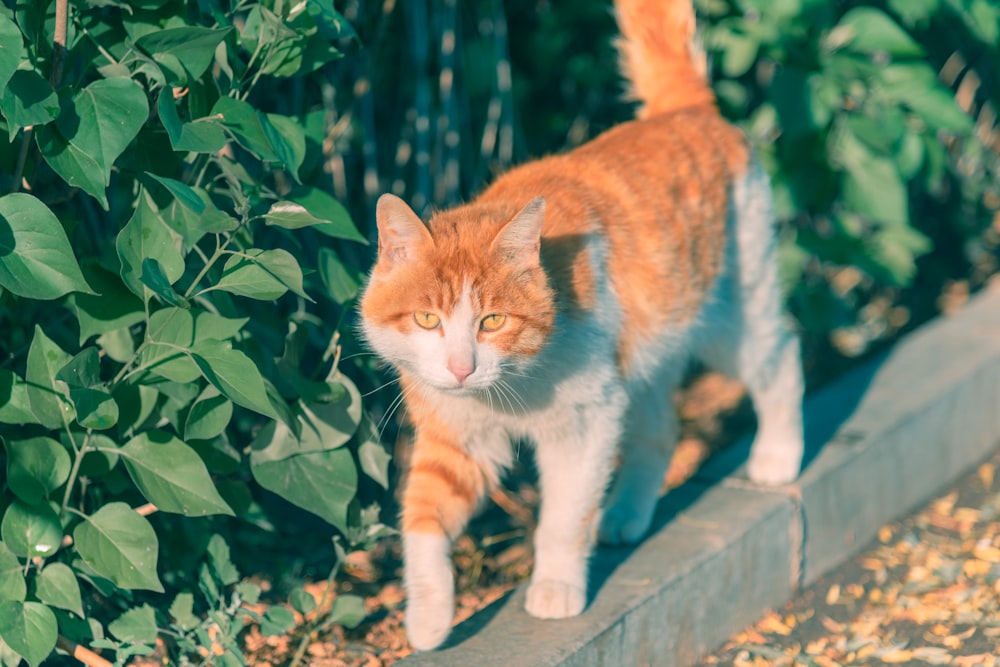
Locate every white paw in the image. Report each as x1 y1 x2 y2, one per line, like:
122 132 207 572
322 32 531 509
405 586 454 651
598 504 653 545
525 579 586 619
747 445 801 486
403 533 454 650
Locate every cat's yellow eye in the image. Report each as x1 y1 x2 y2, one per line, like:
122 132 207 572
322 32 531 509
414 311 441 330
480 313 507 332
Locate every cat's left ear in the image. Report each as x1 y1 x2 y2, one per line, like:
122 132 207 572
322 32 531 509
492 196 545 265
375 193 433 267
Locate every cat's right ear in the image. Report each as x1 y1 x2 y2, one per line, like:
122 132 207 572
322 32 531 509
375 194 433 267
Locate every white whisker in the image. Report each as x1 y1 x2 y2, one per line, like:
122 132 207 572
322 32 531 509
363 376 401 398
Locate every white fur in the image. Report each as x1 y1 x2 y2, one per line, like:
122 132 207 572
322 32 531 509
364 161 804 649
403 532 454 650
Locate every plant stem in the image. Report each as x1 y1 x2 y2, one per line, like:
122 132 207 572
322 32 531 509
60 432 92 517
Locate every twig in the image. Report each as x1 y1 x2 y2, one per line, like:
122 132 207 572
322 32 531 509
56 636 113 667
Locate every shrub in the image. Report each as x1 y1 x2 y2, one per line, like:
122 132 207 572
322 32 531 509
0 0 387 663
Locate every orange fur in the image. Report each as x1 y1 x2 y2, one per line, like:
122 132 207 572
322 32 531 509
614 0 715 117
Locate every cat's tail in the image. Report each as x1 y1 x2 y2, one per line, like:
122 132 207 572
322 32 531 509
613 0 715 119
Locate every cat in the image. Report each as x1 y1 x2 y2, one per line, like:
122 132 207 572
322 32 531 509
359 0 804 651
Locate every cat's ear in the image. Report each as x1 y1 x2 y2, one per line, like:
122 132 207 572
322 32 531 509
375 194 433 266
492 196 545 265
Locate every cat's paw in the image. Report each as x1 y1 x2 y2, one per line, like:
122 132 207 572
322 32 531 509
403 533 455 651
598 504 652 545
524 579 586 619
747 444 801 486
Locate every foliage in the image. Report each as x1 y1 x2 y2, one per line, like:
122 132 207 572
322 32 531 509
696 0 1000 362
0 0 388 663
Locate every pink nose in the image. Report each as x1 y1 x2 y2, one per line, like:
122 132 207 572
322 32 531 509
448 362 474 383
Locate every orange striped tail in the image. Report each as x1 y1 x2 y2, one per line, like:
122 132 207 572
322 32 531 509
613 0 716 118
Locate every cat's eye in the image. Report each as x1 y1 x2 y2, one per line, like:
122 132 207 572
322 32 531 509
480 313 507 331
414 311 441 329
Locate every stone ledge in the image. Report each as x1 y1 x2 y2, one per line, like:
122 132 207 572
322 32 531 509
398 285 1000 667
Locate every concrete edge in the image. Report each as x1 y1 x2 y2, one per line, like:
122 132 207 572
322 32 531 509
398 285 1000 667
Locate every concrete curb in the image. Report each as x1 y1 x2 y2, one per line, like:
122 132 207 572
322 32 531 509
398 285 1000 667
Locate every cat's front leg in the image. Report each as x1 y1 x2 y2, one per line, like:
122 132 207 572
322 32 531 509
401 428 493 650
526 388 624 619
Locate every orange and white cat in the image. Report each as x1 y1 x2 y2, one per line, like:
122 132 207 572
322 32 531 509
360 0 803 651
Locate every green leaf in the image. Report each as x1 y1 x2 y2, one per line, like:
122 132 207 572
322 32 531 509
0 543 25 602
0 370 36 425
135 27 232 85
318 247 361 305
120 430 234 517
3 437 71 505
192 340 278 419
156 88 226 153
841 159 907 228
306 0 358 42
836 7 924 58
140 257 190 309
117 189 185 300
250 378 361 464
289 587 316 615
0 601 57 667
259 606 295 637
212 97 278 160
146 174 238 239
66 265 144 344
888 0 940 26
169 593 198 632
0 502 62 559
184 386 232 441
1 70 59 141
0 14 22 94
206 534 239 586
329 594 365 629
251 448 357 531
289 188 366 242
34 563 83 617
73 502 163 592
36 78 149 209
108 603 158 644
25 325 74 430
57 348 119 430
264 113 305 179
215 248 309 301
262 201 326 229
140 308 247 383
0 193 95 299
358 421 391 489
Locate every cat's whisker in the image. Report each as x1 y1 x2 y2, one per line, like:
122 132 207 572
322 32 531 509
363 376 401 398
376 383 416 443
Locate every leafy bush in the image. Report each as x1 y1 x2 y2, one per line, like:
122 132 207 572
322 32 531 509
0 0 387 663
695 0 1000 365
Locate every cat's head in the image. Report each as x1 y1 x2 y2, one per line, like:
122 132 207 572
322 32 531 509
360 193 555 394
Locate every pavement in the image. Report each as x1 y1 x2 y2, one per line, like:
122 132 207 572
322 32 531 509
397 283 1000 667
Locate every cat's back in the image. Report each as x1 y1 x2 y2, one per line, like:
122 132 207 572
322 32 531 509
481 107 751 369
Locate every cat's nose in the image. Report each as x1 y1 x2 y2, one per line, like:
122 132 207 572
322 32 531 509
447 361 475 383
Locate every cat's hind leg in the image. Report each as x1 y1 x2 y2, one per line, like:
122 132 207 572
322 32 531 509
700 160 804 486
598 367 683 545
